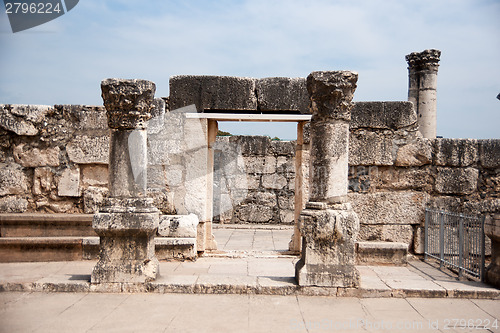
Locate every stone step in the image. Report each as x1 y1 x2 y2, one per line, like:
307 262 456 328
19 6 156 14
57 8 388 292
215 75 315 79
0 237 197 262
0 213 95 237
356 241 408 266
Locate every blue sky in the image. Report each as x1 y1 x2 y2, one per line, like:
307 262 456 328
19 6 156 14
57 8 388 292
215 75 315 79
1 0 499 139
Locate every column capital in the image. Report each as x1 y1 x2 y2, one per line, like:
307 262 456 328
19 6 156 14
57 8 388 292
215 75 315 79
101 78 156 129
406 49 441 71
307 71 358 121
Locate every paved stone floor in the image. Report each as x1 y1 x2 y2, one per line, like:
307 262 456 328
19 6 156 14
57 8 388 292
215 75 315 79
0 227 499 332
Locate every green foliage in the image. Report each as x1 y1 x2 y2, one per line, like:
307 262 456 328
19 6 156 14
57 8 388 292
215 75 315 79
217 130 232 136
271 136 281 141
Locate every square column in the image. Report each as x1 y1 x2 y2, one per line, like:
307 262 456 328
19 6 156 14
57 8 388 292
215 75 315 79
91 79 160 284
295 71 360 287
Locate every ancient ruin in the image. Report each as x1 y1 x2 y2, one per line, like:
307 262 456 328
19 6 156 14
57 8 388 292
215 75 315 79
91 79 160 283
0 49 499 288
295 71 360 287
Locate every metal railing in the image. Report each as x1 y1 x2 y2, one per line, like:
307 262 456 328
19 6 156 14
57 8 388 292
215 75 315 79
424 208 485 281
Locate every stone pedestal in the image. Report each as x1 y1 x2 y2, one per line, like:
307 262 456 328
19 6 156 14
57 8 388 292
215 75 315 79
406 49 441 139
485 213 500 287
91 79 159 284
295 71 360 287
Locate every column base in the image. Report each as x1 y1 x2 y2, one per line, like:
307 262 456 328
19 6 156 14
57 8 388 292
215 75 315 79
485 264 500 288
295 258 360 287
91 209 159 284
295 202 360 288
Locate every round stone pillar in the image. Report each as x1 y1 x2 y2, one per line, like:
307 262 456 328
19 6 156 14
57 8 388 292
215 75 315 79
406 49 441 139
295 71 360 288
91 78 160 284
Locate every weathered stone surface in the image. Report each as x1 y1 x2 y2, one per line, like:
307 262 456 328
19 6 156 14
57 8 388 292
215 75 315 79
434 138 478 167
101 78 156 129
0 162 28 196
479 139 500 169
13 144 60 167
67 135 109 164
307 71 357 121
158 214 199 238
296 203 360 287
270 140 295 156
349 191 428 225
147 188 176 215
413 226 425 254
367 166 434 191
169 75 257 112
36 200 75 213
0 196 28 213
349 131 394 166
58 105 107 130
32 167 54 195
81 165 108 187
233 205 274 223
435 167 479 195
0 107 39 136
147 98 166 134
351 102 417 130
7 104 51 123
395 138 432 166
57 166 80 197
484 213 500 287
358 224 414 244
245 156 276 174
83 186 108 214
262 174 287 190
356 241 408 265
256 77 308 113
237 136 271 156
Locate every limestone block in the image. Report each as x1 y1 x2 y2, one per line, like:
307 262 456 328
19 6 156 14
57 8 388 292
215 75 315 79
262 173 287 190
358 224 414 244
279 209 295 224
0 196 28 213
13 144 60 167
255 77 308 113
58 105 107 130
356 241 408 265
57 166 81 197
479 139 500 169
158 214 199 238
413 226 425 254
278 195 295 210
349 191 428 226
251 191 276 205
369 166 433 191
184 148 209 221
395 138 432 166
67 135 109 164
0 107 38 136
148 139 180 165
238 136 271 156
349 131 394 166
83 186 108 214
351 101 417 130
271 140 296 156
148 188 176 215
296 204 360 287
169 75 257 112
81 165 108 187
36 200 75 213
435 167 478 195
434 138 478 167
234 205 273 223
245 156 276 174
147 98 166 135
0 162 28 196
165 166 183 187
7 104 51 123
33 167 54 195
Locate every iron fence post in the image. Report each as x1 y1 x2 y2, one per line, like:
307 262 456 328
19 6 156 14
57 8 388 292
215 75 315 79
458 214 464 279
424 209 429 261
439 210 444 270
481 215 486 282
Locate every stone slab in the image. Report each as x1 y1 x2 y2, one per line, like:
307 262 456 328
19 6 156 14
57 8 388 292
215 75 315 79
351 101 417 130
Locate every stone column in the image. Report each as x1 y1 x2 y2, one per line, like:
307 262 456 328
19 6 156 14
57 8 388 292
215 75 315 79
91 78 160 284
295 71 360 287
485 213 500 287
405 49 441 139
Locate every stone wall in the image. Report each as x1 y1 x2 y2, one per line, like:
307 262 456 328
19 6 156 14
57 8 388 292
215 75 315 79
1 101 499 254
213 136 296 224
